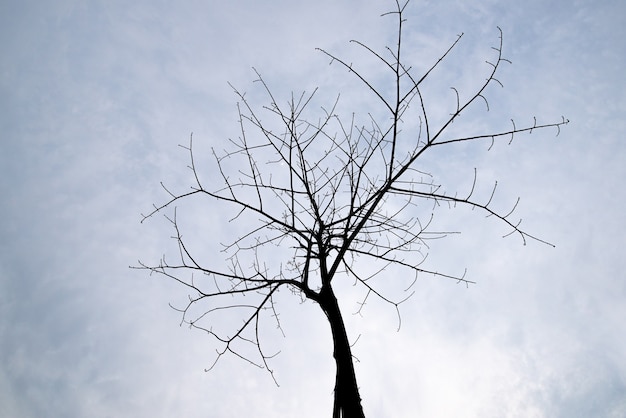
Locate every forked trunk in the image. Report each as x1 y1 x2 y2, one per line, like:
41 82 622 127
318 285 366 418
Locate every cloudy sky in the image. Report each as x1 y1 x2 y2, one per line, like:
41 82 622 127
1 0 625 417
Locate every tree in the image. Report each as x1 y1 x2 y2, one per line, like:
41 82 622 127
136 1 568 416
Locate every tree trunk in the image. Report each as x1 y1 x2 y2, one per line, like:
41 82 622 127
318 285 366 418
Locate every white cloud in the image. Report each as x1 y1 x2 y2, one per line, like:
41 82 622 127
1 0 624 416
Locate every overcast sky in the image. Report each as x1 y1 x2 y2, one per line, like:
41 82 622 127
1 0 625 417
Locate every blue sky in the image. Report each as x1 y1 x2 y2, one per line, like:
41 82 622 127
1 0 625 417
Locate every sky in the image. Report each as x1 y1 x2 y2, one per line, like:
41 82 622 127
1 0 625 417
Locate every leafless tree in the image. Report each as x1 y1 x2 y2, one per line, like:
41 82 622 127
135 1 567 416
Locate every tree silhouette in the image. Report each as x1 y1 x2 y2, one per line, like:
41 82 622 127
136 1 568 416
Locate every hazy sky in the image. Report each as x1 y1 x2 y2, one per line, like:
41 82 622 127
1 0 625 417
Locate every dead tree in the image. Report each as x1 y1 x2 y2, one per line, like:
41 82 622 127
136 1 567 416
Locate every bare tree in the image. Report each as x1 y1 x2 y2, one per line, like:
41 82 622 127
136 1 567 416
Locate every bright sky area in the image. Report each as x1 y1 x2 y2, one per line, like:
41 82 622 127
1 0 625 417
